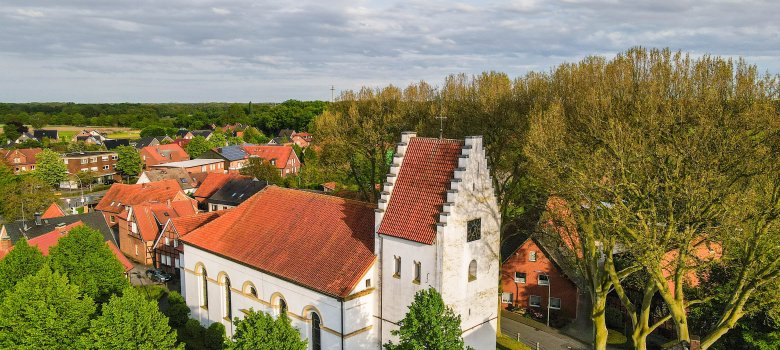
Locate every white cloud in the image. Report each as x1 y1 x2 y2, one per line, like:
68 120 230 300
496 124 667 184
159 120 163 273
211 7 231 15
16 8 44 18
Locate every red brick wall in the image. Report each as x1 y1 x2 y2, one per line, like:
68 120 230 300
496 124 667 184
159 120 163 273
501 239 579 320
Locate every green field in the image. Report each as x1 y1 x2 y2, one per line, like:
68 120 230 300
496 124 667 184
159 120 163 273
106 130 141 139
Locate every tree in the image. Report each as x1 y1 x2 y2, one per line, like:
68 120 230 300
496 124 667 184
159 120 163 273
228 136 244 146
240 157 283 185
34 148 68 187
2 121 25 141
209 132 228 148
205 322 227 350
384 288 471 350
80 287 182 350
0 265 95 349
186 135 212 158
0 238 46 295
140 125 172 138
242 126 268 144
0 175 57 222
115 145 143 179
75 170 98 189
48 225 129 304
165 291 191 328
226 308 307 350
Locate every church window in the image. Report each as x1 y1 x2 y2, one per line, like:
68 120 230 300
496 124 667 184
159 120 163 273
467 218 481 242
249 286 257 298
223 275 232 320
311 312 322 350
393 256 401 278
468 260 477 282
201 268 209 309
278 298 288 318
529 251 537 262
413 261 421 284
366 279 371 288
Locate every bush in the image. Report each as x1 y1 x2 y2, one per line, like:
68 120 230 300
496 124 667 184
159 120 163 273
166 291 191 328
204 322 226 350
607 329 627 345
135 284 168 301
183 319 205 341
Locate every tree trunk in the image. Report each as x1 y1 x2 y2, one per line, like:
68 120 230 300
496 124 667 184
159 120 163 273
593 297 609 350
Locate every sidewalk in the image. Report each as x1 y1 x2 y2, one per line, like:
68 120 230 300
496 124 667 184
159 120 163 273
501 310 589 350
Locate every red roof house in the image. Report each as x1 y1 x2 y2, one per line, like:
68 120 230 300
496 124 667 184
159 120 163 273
140 143 190 169
0 148 42 174
182 186 376 298
242 145 300 177
95 180 189 226
153 211 228 275
117 200 197 266
41 202 66 219
192 173 251 204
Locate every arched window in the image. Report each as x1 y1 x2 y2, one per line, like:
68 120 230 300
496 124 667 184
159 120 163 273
468 260 477 282
249 286 257 298
279 298 288 319
201 268 208 309
224 276 232 320
311 312 322 350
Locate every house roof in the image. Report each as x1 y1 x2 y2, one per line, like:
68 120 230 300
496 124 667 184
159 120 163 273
207 179 268 206
211 145 251 162
171 211 226 237
193 173 251 203
141 143 190 164
176 129 190 137
33 129 58 140
95 180 184 214
103 139 130 150
150 158 222 169
1 148 42 164
377 137 464 245
139 168 197 190
41 202 66 219
182 186 377 298
134 136 169 149
106 240 134 272
62 151 116 158
191 130 213 138
242 145 295 169
1 211 120 250
130 201 197 241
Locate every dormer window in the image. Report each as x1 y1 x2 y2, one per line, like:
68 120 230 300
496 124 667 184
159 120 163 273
467 218 481 242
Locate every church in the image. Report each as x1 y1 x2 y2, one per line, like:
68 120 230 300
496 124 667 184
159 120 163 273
180 132 500 349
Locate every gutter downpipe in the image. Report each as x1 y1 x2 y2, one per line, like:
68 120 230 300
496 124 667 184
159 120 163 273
341 299 345 350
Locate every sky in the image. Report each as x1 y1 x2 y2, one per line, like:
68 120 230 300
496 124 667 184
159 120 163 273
1 0 778 103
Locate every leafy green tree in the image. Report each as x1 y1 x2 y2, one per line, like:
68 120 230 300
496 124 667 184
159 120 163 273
242 126 268 144
209 132 228 148
2 122 23 141
0 163 15 191
14 138 43 149
228 136 244 146
205 322 227 350
165 291 191 328
240 157 283 185
75 170 98 189
0 238 46 295
34 148 68 187
115 145 143 178
0 265 95 349
186 136 212 158
226 309 307 350
48 225 129 304
384 288 470 350
140 125 172 138
80 287 182 350
0 175 57 222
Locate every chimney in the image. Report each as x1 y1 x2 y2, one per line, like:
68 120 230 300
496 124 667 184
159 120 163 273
34 213 42 226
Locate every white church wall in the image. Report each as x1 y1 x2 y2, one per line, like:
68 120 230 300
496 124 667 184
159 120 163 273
181 244 379 349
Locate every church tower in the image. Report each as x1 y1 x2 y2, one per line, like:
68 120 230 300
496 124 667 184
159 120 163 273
375 132 500 349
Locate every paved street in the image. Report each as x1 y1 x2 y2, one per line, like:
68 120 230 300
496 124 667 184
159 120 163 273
501 314 589 350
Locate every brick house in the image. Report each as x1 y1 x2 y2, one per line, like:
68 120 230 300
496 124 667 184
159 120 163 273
242 145 300 176
197 145 250 173
117 199 197 265
291 132 312 148
0 148 42 174
500 237 579 320
149 158 225 176
153 211 227 276
62 151 120 185
95 180 190 228
140 143 190 169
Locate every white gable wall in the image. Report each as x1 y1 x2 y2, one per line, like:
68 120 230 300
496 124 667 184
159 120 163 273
181 244 379 349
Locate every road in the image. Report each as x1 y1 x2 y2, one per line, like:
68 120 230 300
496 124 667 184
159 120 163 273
501 315 589 350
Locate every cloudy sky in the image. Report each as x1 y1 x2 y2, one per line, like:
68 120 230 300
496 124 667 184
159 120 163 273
1 0 778 102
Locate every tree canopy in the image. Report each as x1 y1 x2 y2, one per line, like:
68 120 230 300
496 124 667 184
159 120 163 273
115 145 143 178
185 136 212 158
226 309 307 350
0 238 46 295
34 148 68 187
384 288 471 350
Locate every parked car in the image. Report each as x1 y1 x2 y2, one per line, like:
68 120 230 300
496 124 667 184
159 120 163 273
145 268 173 283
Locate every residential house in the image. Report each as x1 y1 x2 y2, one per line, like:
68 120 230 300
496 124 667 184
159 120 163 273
73 130 107 145
205 178 267 211
242 145 300 176
291 132 312 148
322 181 337 193
153 211 227 276
186 130 213 140
33 129 59 141
267 137 291 146
103 139 130 150
94 179 190 228
176 129 190 138
13 132 36 144
0 148 42 174
61 151 120 186
140 143 190 169
134 136 174 149
150 159 225 176
197 145 251 173
117 199 197 266
500 237 580 321
192 173 251 205
172 138 191 149
137 168 199 194
180 133 499 349
0 211 133 274
41 202 66 219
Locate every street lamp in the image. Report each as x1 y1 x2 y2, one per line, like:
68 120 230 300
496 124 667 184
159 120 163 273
535 270 551 327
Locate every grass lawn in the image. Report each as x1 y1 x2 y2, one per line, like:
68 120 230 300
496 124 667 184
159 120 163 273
107 130 141 139
58 130 77 140
497 334 532 350
135 284 169 301
608 329 628 345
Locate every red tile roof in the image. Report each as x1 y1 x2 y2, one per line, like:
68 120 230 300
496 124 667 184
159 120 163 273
377 137 463 245
170 211 226 237
41 202 66 219
95 180 184 214
1 148 42 166
193 173 250 203
107 240 134 272
182 186 376 298
23 222 133 272
140 144 190 164
131 201 197 241
242 145 295 170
